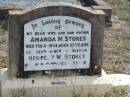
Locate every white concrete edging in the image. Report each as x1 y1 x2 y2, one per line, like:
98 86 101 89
0 68 130 97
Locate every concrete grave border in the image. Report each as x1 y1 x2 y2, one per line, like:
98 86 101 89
1 68 130 97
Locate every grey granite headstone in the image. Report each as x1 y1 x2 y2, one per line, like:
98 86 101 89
8 2 105 78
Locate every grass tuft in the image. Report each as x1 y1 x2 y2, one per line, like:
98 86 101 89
103 0 130 74
104 0 130 22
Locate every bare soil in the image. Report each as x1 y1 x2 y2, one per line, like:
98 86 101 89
103 16 130 74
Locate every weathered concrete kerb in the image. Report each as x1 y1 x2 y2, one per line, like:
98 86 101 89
1 68 112 97
0 68 8 97
1 68 130 97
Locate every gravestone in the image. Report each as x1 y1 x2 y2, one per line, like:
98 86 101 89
0 10 8 20
8 1 105 78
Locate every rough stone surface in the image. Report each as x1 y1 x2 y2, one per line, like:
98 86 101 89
0 10 8 20
0 68 8 97
92 5 112 22
92 0 112 24
107 74 130 86
127 93 130 97
0 0 111 23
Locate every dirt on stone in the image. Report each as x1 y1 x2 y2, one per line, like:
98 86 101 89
0 25 8 68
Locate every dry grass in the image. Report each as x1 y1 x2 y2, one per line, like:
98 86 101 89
103 88 127 97
103 21 130 74
103 0 130 74
104 0 130 22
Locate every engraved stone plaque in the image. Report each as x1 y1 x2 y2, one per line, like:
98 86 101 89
24 16 91 71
